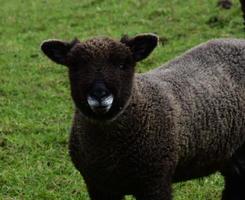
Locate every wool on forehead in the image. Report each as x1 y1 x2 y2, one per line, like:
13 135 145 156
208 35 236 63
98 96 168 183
69 37 131 62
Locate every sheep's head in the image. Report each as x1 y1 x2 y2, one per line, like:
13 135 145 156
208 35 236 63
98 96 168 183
41 33 158 120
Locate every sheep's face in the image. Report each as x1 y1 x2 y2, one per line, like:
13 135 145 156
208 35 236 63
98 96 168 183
41 34 158 120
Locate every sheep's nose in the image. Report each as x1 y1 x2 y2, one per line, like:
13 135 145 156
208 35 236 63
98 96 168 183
90 89 109 101
87 93 114 114
87 81 114 114
87 88 114 114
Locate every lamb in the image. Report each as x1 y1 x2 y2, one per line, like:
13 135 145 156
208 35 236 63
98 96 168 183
41 34 245 200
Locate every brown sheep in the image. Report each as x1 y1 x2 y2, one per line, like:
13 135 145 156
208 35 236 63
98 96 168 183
41 34 245 200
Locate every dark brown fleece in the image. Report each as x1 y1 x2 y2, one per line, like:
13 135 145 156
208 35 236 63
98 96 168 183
42 36 245 200
69 39 245 199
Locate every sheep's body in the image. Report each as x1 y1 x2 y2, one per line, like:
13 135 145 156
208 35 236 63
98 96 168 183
69 39 245 199
148 39 245 181
42 35 245 199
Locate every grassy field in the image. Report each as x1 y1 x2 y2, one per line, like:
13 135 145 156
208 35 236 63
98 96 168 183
0 0 244 199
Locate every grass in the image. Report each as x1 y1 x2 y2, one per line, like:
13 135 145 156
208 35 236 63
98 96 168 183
0 0 244 199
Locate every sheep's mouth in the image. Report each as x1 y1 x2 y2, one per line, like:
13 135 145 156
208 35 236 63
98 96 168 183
87 94 114 115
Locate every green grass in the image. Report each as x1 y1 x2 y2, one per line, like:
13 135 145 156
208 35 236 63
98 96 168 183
0 0 244 199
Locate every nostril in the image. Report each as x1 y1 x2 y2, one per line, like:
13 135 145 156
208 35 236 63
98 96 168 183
91 89 109 100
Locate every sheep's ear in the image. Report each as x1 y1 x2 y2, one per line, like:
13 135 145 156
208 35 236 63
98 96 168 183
120 33 158 62
41 38 79 66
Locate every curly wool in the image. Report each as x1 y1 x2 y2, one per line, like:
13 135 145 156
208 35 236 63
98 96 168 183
69 39 245 198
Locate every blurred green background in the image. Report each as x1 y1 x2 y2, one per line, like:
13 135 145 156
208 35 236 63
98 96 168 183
0 0 244 199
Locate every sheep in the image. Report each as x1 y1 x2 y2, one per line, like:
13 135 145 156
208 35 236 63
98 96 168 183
41 34 245 200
